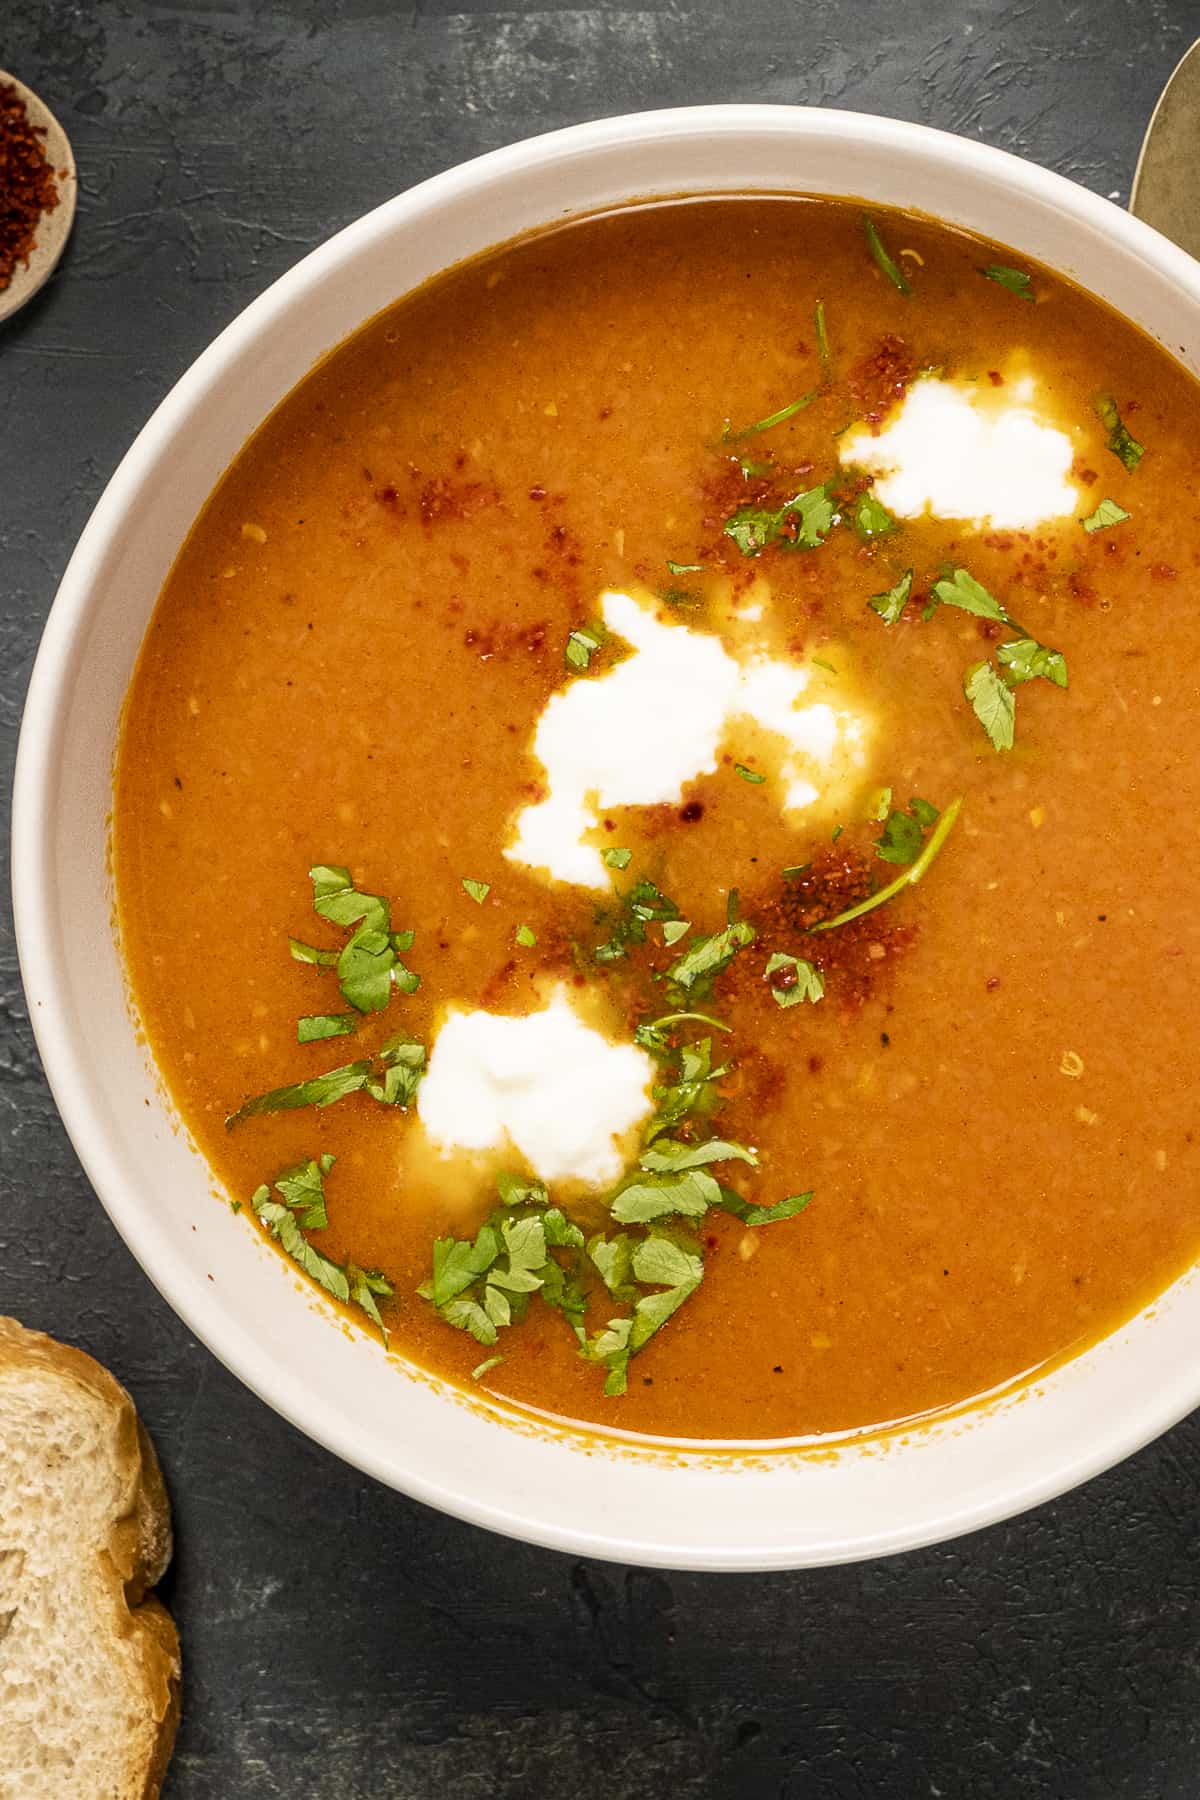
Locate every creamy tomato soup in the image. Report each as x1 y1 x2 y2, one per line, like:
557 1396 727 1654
113 197 1200 1442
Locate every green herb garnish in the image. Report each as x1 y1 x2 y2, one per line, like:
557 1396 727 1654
719 1189 814 1227
666 559 706 574
812 797 963 932
734 763 765 785
996 638 1068 688
722 390 818 443
227 1061 373 1128
1082 497 1130 534
666 919 756 999
303 865 419 1011
1095 395 1144 471
251 1157 393 1342
863 215 912 296
869 568 913 626
932 568 1008 621
964 663 1016 751
724 484 835 557
853 491 897 540
815 298 831 377
297 1013 356 1044
602 847 633 870
565 624 604 671
594 875 682 964
875 806 926 865
515 923 536 948
982 264 1034 300
764 952 824 1008
461 877 490 905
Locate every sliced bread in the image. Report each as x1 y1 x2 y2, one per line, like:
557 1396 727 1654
0 1317 180 1798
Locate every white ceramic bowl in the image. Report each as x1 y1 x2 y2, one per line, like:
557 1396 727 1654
15 106 1200 1570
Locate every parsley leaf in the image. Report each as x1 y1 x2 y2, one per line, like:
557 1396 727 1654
722 390 818 442
610 1168 721 1223
640 1137 758 1172
471 1355 505 1380
565 624 604 671
724 485 835 557
1082 497 1130 534
1095 395 1144 471
251 1159 393 1340
868 568 913 626
633 1010 731 1055
876 807 926 865
735 763 765 784
815 298 831 377
461 877 490 905
982 264 1034 300
297 1013 356 1043
666 919 756 999
594 875 682 964
863 215 912 296
226 1061 373 1128
764 952 824 1007
811 796 963 933
602 847 632 870
365 1035 426 1107
996 637 1068 688
964 661 1016 751
719 1189 814 1227
337 926 399 1013
588 1232 636 1294
909 796 940 829
644 1036 731 1142
933 568 1009 622
853 491 897 540
667 559 706 574
289 938 338 967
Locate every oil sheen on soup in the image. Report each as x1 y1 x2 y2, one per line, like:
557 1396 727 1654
113 197 1200 1442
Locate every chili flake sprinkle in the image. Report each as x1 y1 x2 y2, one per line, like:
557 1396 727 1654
0 81 60 293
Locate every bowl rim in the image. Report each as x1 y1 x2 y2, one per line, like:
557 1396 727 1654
15 102 1200 1569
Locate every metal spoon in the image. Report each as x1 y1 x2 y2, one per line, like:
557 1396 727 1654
0 69 76 327
1130 37 1200 254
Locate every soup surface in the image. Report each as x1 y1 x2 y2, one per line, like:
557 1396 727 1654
114 196 1200 1442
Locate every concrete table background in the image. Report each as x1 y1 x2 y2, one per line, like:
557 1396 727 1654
2 4 1198 1795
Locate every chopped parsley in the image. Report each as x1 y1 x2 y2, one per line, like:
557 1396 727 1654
461 877 490 904
594 875 682 964
666 559 706 574
565 623 604 671
719 1189 813 1227
227 1061 373 1128
964 662 1016 752
301 865 419 1012
815 298 831 377
764 952 824 1008
982 264 1034 300
665 919 756 1000
863 215 912 296
251 1157 393 1342
735 763 766 784
1082 497 1130 534
932 568 1008 622
875 803 929 864
297 1013 356 1043
869 568 913 626
724 484 836 557
602 847 633 870
853 491 897 540
996 637 1068 688
722 389 818 442
812 796 963 932
1095 395 1144 472
515 923 537 948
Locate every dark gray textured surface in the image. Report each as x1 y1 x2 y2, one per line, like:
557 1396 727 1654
3 3 1199 1795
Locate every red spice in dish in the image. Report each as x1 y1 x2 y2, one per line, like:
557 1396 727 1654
0 81 59 292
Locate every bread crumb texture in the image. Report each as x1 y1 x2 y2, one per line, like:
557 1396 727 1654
0 1318 180 1799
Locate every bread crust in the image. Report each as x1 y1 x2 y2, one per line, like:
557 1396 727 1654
0 1316 181 1800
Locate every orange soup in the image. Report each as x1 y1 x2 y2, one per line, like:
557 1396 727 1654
114 196 1200 1441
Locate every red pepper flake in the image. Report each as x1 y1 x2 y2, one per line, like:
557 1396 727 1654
0 82 59 293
